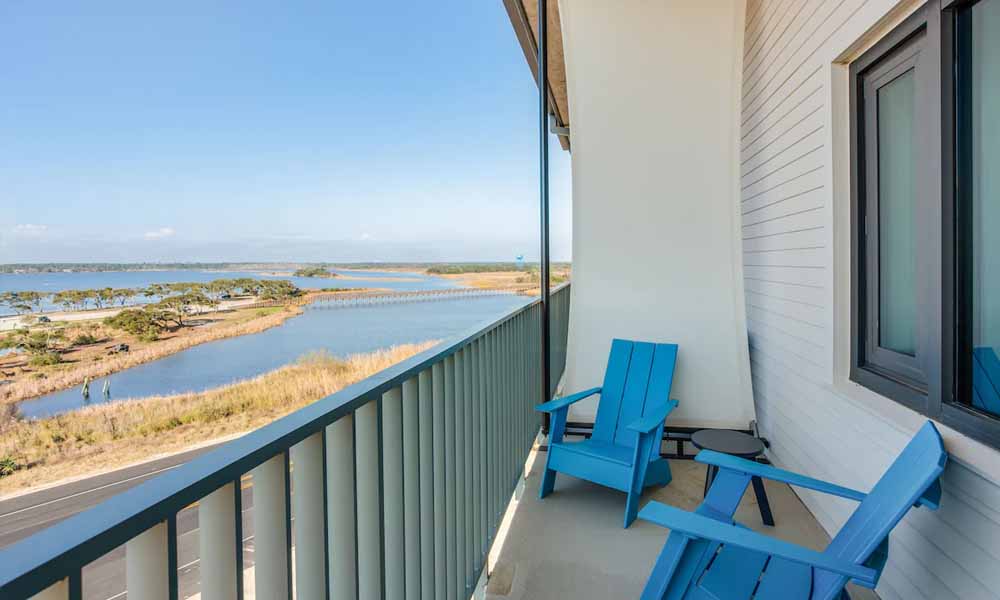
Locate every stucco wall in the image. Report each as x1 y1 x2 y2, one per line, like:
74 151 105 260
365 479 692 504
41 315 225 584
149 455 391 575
556 0 754 429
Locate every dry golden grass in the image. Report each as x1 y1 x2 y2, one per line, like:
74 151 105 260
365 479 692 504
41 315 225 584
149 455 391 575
0 305 302 406
0 341 436 494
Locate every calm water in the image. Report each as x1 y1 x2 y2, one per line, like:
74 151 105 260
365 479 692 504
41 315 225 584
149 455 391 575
18 295 529 418
0 268 458 315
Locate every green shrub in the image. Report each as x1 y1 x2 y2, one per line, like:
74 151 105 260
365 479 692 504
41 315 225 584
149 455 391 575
72 333 98 346
29 352 62 367
0 455 20 477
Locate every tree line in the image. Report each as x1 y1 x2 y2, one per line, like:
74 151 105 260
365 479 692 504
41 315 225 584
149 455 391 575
0 278 302 316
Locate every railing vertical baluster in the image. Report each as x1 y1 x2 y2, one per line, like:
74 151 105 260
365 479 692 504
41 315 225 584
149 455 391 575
326 415 357 599
381 388 405 599
200 482 239 600
484 331 494 541
491 329 500 529
444 355 458 600
355 400 383 600
463 344 474 593
468 340 483 585
432 361 447 600
454 349 467 598
291 432 327 599
478 336 487 561
402 377 422 600
126 521 169 600
418 369 435 600
251 454 291 600
30 578 67 600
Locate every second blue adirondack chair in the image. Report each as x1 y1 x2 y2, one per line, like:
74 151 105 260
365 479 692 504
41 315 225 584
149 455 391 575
638 420 947 600
535 339 679 528
972 346 1000 415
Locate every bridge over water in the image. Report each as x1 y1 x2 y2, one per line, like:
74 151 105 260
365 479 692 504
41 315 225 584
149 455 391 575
246 286 538 310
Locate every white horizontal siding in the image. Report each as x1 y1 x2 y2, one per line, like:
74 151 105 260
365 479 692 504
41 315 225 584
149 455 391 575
740 1 1000 599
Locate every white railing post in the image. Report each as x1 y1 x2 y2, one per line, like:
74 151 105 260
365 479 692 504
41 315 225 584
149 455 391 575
200 482 239 600
432 361 447 600
252 454 290 600
402 377 422 600
30 579 67 600
291 432 326 599
126 522 169 600
382 387 405 599
418 369 436 600
444 354 458 600
327 415 357 599
454 348 467 597
355 400 383 600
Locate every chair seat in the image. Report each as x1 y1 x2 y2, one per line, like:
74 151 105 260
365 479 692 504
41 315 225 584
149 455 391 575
692 543 812 600
554 438 635 466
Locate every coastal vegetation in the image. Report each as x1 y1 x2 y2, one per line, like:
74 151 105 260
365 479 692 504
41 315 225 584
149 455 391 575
0 304 303 405
293 266 338 278
0 342 435 493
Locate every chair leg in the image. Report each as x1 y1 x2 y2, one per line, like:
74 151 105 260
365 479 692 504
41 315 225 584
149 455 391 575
539 457 557 499
751 475 775 526
624 489 641 528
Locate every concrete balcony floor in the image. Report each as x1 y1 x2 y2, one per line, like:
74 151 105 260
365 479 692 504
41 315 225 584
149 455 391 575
486 443 880 600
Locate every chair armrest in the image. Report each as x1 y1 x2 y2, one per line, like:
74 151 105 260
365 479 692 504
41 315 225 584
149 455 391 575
626 400 679 433
638 502 878 587
535 387 601 413
695 450 867 502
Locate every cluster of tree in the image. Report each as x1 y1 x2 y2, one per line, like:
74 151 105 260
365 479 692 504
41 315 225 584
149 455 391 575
293 266 337 278
0 328 66 365
1 279 302 316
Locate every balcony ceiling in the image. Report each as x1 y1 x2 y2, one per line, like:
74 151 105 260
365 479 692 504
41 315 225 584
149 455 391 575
502 0 571 150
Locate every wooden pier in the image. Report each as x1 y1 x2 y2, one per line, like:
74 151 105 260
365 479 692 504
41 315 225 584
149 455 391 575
305 286 536 309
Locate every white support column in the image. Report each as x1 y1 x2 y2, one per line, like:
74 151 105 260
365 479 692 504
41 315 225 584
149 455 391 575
30 579 67 600
327 415 357 599
355 400 383 600
432 361 447 600
252 454 290 600
402 377 422 600
382 387 405 599
291 432 326 600
200 483 239 600
454 349 467 597
444 355 458 600
126 522 169 600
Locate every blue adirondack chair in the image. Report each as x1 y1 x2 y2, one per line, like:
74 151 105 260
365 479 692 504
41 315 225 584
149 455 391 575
972 346 1000 415
535 339 679 528
638 421 947 600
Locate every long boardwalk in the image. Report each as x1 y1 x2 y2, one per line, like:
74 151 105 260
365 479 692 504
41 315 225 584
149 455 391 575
305 286 537 309
234 287 541 310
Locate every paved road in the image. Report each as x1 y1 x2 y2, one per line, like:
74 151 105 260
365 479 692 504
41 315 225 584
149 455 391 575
0 444 257 599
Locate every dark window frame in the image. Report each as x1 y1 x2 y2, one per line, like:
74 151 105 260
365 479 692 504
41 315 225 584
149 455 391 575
849 4 942 414
850 0 1000 450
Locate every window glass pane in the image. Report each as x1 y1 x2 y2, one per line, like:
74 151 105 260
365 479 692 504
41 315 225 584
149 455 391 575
969 0 1000 416
877 70 917 356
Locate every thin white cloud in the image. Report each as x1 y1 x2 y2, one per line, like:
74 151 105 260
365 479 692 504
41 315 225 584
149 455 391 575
359 232 373 241
144 227 176 240
12 223 48 237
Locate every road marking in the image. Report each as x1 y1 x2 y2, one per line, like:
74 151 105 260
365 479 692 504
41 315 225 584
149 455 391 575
0 463 182 520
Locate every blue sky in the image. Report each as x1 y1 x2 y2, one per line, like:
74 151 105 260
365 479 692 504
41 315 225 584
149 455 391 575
0 1 572 263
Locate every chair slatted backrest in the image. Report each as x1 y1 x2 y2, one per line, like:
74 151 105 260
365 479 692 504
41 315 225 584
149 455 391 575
972 347 1000 414
811 421 947 600
590 339 678 449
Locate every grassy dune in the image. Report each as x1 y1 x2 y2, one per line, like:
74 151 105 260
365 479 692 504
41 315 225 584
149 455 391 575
0 342 436 495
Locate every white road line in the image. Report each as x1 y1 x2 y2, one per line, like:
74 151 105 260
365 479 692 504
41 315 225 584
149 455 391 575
0 464 182 520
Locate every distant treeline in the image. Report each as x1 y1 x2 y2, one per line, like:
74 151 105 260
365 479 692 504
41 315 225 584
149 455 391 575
425 262 571 275
0 263 308 274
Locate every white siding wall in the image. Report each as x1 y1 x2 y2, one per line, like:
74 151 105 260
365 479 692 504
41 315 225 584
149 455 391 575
741 0 1000 598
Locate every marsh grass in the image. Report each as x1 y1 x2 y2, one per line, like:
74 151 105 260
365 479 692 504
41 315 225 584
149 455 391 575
0 305 303 405
0 341 436 494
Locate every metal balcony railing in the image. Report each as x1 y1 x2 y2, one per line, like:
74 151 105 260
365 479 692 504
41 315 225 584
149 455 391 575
0 284 571 600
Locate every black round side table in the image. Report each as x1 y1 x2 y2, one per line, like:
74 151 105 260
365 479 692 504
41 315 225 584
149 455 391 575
691 429 775 526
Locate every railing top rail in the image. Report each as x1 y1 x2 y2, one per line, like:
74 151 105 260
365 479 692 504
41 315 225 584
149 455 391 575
0 283 569 597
